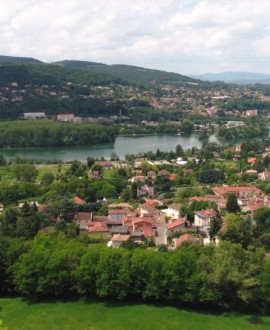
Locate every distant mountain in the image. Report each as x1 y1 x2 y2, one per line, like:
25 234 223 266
191 72 270 84
53 60 202 86
0 55 43 64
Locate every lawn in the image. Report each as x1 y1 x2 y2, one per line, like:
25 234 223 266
211 159 239 169
1 298 270 330
37 164 70 181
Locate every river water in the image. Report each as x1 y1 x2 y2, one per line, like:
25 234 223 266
0 134 224 162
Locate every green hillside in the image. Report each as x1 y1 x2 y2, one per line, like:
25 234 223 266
0 56 205 87
0 62 126 87
53 60 202 86
0 55 42 64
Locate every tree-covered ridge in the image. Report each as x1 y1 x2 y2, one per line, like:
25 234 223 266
0 55 42 64
0 121 119 148
0 63 126 87
54 60 204 86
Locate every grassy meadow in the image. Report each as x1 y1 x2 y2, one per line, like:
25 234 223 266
0 298 270 330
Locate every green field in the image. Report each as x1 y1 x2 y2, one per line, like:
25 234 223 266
0 298 270 330
37 164 70 181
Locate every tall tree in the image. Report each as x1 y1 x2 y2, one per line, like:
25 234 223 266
226 194 240 213
208 216 222 241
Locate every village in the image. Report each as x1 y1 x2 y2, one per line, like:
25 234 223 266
47 142 270 250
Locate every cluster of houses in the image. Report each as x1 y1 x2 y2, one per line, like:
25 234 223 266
71 181 270 248
73 200 165 248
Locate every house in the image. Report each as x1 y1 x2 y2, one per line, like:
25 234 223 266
248 157 257 165
226 121 245 128
212 186 262 200
130 231 145 242
139 203 166 225
73 212 92 230
95 161 112 168
176 157 188 165
246 169 257 175
108 209 125 222
246 109 258 116
167 218 186 232
123 216 154 236
137 180 155 197
205 194 226 211
57 114 74 122
74 196 85 205
158 169 171 176
22 112 46 119
244 202 265 214
132 169 143 176
163 203 182 219
147 170 156 179
260 171 270 181
175 234 199 247
88 222 108 234
111 234 130 248
92 215 109 222
132 176 146 183
145 199 157 206
194 209 216 234
110 225 129 236
188 196 206 204
169 174 177 181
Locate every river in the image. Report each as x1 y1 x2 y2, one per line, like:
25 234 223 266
0 134 227 162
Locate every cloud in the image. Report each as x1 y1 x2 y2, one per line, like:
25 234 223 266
0 0 270 74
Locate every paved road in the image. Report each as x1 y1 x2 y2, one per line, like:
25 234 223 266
155 223 167 246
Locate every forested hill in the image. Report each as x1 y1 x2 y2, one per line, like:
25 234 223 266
0 55 43 64
53 60 202 87
0 62 126 87
0 55 208 88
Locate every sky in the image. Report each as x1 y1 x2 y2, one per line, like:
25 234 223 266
0 0 270 75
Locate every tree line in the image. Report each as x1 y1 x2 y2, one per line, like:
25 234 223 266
1 231 270 314
0 121 119 148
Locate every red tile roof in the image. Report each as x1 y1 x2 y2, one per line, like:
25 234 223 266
189 196 206 202
212 186 260 196
88 222 108 233
92 215 109 222
112 234 130 242
74 196 84 204
248 203 265 212
175 234 198 247
74 212 92 221
146 199 157 205
167 218 186 230
195 209 216 218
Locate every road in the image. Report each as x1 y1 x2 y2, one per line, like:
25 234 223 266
155 223 167 246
